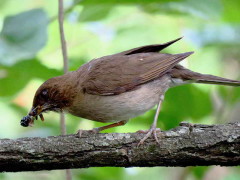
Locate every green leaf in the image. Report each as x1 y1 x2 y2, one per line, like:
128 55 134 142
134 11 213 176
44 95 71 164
218 85 240 104
79 5 112 22
78 167 124 180
77 0 221 21
142 0 222 20
0 9 48 65
160 85 212 129
190 167 209 180
0 1 7 9
222 0 240 22
75 0 182 22
167 0 222 20
0 59 61 97
79 0 181 5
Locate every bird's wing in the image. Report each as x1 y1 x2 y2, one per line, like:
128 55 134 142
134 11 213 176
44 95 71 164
116 37 182 55
82 52 193 95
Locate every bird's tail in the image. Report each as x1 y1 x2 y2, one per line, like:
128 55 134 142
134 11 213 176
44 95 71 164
195 74 240 86
170 65 240 86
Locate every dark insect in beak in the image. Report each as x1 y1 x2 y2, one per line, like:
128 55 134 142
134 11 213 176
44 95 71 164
20 115 34 127
20 107 45 127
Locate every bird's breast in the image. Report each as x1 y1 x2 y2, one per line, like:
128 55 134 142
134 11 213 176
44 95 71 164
66 75 172 123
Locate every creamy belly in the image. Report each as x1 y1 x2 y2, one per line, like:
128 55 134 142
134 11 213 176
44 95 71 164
67 75 171 123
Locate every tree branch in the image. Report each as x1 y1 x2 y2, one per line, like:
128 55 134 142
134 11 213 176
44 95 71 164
0 123 239 172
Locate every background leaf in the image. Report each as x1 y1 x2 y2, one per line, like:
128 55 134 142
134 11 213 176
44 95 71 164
79 5 112 22
0 9 48 65
0 59 61 97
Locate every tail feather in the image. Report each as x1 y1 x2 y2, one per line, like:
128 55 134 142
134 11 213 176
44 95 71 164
196 75 240 86
171 65 240 87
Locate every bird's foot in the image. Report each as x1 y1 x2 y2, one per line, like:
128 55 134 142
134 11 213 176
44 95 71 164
137 127 162 146
76 128 100 138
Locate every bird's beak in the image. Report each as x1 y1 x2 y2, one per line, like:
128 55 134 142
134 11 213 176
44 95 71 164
29 105 42 116
29 105 45 121
21 105 46 127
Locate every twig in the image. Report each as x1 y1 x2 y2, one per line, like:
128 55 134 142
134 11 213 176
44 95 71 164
58 0 69 74
50 0 81 23
58 0 71 179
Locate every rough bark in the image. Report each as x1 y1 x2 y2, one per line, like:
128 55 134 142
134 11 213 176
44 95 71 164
0 122 239 172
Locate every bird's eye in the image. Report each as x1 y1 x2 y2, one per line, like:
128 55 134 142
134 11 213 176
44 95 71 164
41 89 49 99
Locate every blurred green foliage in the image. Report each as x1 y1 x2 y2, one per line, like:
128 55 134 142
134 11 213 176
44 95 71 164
0 0 239 180
0 9 48 65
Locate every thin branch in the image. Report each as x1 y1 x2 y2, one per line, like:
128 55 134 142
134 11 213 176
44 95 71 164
50 0 81 23
58 0 71 179
58 0 69 74
0 123 239 172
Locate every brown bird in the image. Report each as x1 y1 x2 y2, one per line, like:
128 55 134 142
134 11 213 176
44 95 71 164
21 37 240 144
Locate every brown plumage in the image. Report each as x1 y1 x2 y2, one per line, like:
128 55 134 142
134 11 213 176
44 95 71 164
21 37 240 144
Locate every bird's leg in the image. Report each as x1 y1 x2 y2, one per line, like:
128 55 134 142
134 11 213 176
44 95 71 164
77 120 127 137
138 95 164 146
93 120 128 132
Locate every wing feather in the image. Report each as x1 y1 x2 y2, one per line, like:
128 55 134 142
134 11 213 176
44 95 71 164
82 52 193 95
116 37 182 55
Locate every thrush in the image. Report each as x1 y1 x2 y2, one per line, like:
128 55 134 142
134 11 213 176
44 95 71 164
21 37 240 144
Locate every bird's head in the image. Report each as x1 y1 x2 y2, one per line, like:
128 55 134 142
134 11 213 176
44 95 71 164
21 75 76 127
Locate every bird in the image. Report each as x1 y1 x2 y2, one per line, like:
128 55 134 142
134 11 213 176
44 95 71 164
21 37 240 145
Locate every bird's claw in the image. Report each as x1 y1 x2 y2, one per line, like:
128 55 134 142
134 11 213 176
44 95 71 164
137 127 162 147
